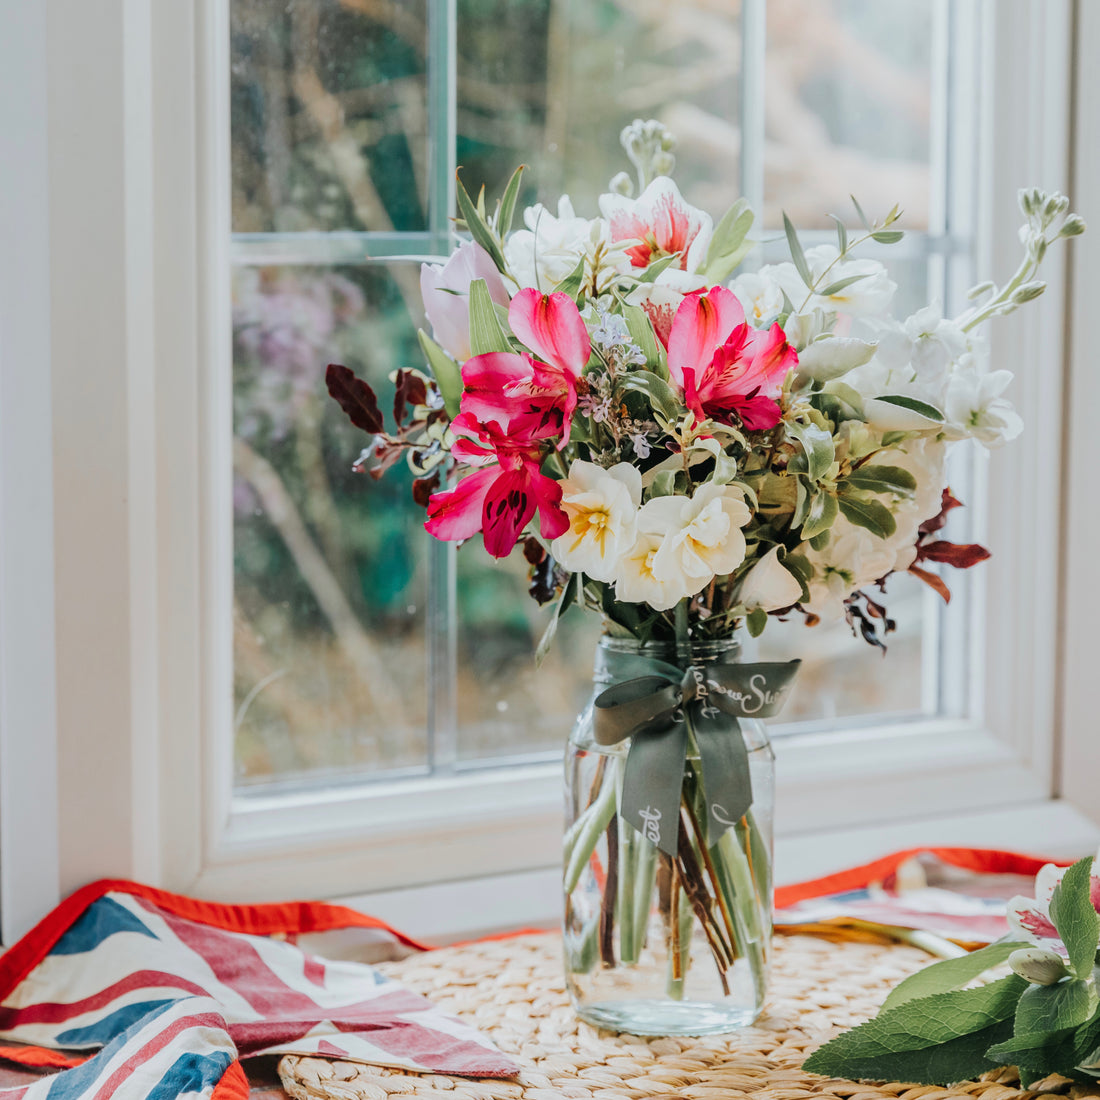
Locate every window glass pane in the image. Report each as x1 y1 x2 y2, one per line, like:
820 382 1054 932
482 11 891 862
765 0 933 229
456 553 602 762
457 0 742 216
231 0 428 233
232 263 429 787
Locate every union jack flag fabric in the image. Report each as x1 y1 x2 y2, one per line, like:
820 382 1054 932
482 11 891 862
0 881 519 1098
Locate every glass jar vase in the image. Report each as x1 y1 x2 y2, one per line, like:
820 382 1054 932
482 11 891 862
562 633 780 1037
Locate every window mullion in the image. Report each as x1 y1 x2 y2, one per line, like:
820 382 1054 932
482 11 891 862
426 0 459 776
739 0 766 220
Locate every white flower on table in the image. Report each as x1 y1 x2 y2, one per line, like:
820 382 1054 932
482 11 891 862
942 363 1023 448
551 461 642 583
737 546 803 612
635 482 752 597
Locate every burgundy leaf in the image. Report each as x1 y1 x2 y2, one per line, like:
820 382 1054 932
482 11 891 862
368 441 404 480
393 369 429 425
326 363 385 434
919 540 991 569
909 563 952 603
412 472 440 509
918 488 964 537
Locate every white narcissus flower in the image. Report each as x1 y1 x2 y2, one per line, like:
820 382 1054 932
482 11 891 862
943 365 1023 448
614 532 693 611
638 482 752 596
420 241 511 361
551 461 642 583
738 546 803 611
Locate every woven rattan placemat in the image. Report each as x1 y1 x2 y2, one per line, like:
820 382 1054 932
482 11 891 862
278 931 1100 1100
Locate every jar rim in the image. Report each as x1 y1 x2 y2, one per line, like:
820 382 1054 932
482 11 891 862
597 632 743 659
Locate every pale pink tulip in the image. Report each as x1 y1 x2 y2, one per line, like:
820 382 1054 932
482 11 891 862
420 242 510 361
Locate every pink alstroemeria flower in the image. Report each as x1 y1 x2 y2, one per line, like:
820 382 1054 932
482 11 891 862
1007 858 1100 956
459 288 591 448
600 177 713 273
424 411 568 559
666 286 797 431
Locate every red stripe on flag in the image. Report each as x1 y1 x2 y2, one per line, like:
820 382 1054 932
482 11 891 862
0 972 210 1028
91 1011 227 1100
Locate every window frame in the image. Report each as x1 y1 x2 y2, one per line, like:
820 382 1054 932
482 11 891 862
20 0 1097 938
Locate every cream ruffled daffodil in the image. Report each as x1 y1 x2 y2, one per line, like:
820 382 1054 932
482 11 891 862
551 461 642 583
613 531 692 611
635 482 752 597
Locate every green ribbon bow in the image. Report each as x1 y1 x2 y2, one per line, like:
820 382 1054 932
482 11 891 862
593 657 800 857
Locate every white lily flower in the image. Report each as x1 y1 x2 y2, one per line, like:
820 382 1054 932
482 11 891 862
730 270 787 327
738 546 803 611
614 532 693 611
943 366 1023 448
639 482 752 595
551 461 642 583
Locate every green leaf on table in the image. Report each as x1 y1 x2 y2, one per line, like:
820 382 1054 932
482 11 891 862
783 212 814 289
495 163 525 238
417 330 463 419
456 171 507 271
468 278 513 355
786 420 834 481
987 1024 1081 1087
803 975 1028 1085
1050 857 1100 978
702 198 755 283
1015 978 1095 1036
875 394 945 422
838 494 897 539
843 464 918 497
882 940 1029 1011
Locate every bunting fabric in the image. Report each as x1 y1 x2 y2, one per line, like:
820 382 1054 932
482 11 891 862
0 880 518 1098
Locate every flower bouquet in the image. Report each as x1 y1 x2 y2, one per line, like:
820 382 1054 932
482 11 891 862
326 119 1082 1034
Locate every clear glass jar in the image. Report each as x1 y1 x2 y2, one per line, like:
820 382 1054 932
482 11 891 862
563 634 774 1036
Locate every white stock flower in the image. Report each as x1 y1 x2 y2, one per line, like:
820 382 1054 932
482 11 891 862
874 305 968 383
802 245 897 318
639 482 752 596
943 365 1023 448
803 518 896 620
843 356 946 432
738 546 803 611
551 461 642 583
614 532 693 611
